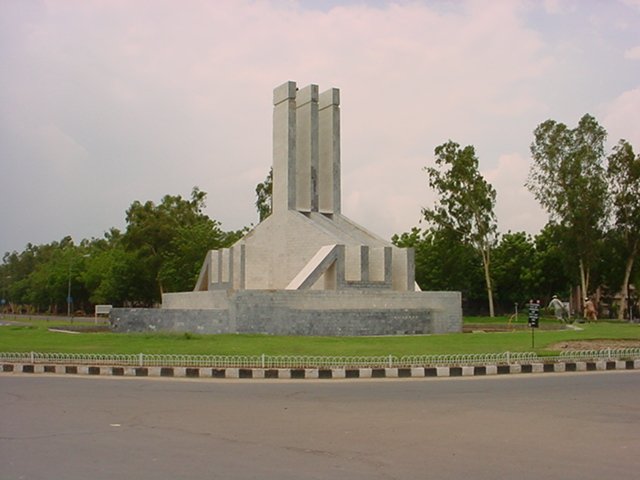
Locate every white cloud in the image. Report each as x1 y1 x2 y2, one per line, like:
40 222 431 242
601 87 640 149
483 153 547 236
624 45 640 59
543 0 577 15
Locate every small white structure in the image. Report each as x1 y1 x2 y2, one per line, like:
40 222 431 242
94 304 112 324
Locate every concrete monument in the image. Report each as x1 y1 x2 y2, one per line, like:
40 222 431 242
111 81 462 335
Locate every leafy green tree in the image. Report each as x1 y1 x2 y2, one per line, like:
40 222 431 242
422 141 498 316
159 221 244 293
491 232 535 312
527 114 609 302
123 187 207 303
82 229 133 306
122 187 244 304
393 227 485 312
607 139 640 319
529 223 573 302
255 167 273 221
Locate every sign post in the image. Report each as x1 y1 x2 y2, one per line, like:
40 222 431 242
528 300 540 349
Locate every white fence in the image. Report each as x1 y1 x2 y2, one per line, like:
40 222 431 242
2 349 640 368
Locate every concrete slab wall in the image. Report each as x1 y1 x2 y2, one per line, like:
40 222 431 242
113 290 462 336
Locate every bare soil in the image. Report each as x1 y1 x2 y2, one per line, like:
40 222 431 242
548 339 640 350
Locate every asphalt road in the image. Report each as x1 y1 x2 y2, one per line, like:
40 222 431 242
1 372 639 480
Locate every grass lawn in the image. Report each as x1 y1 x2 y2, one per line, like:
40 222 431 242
1 314 638 356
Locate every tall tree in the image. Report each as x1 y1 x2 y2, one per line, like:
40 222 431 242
607 139 640 319
492 232 536 312
123 187 241 304
422 141 498 316
526 114 609 302
529 223 573 302
393 227 485 311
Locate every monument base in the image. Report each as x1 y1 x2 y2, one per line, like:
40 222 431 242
110 290 462 336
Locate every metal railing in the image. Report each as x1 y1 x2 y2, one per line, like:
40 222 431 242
1 349 639 368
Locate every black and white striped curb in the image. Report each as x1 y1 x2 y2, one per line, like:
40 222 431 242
2 360 640 379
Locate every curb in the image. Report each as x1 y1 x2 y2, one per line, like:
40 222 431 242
2 360 639 379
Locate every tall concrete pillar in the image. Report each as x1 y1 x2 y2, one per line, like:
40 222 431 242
272 81 297 213
295 84 319 212
318 88 341 215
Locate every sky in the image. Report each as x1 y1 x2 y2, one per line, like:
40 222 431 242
1 0 639 256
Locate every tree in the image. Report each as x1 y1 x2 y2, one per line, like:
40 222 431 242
122 187 244 304
82 229 134 306
159 221 244 293
607 139 640 319
393 227 485 311
491 232 536 312
422 141 498 316
123 187 210 303
526 114 609 303
255 167 273 222
529 223 573 302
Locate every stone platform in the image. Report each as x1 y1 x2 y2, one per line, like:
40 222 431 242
112 289 461 336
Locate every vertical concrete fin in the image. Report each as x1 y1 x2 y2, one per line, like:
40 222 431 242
318 88 341 215
295 84 319 212
273 81 297 213
360 245 370 283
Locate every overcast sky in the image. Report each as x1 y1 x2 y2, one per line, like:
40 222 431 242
1 0 639 255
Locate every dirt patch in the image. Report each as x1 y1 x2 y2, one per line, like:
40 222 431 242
48 325 111 333
549 339 640 351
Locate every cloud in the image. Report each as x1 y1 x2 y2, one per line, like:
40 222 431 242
624 45 640 59
543 0 577 15
601 87 640 149
622 0 640 11
483 153 547 236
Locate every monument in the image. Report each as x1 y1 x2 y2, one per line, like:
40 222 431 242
111 81 462 335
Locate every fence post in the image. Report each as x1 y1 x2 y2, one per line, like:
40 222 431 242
388 354 393 368
506 351 510 364
31 351 35 364
139 353 144 367
261 354 265 369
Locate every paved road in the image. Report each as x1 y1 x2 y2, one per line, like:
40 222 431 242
1 372 639 480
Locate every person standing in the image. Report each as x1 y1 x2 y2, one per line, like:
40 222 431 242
584 297 598 323
548 295 568 323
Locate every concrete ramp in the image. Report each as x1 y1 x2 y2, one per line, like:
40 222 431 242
286 245 339 290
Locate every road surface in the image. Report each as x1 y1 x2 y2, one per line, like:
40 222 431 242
1 372 639 479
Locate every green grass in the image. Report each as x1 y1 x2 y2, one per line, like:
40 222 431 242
1 315 638 356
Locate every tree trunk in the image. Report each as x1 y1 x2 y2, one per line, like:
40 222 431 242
579 258 588 307
618 245 637 320
481 247 495 317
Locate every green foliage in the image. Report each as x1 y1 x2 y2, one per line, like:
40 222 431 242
122 187 242 304
255 167 273 222
527 114 609 296
606 140 640 319
528 223 573 299
491 231 536 309
393 228 484 306
0 187 245 311
422 141 498 316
